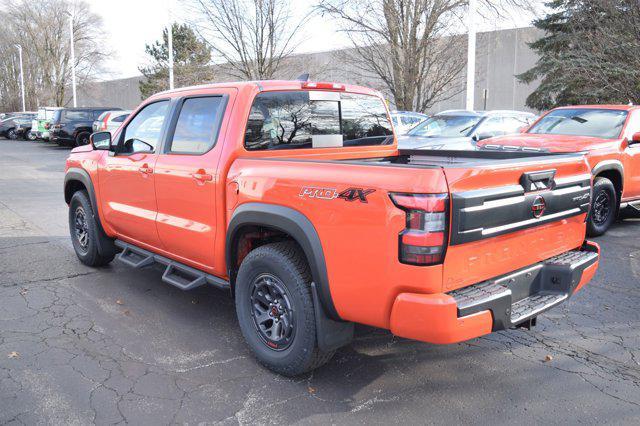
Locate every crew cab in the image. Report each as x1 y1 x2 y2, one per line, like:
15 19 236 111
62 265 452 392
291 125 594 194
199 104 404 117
478 105 640 236
64 80 600 375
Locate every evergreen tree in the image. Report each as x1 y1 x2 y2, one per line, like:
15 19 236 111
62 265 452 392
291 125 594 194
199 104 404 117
519 0 640 110
139 23 215 99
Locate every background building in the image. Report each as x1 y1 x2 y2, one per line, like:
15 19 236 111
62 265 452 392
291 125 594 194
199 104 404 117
71 27 543 113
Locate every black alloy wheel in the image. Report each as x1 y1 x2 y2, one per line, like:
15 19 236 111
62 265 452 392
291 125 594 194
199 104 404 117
74 205 90 254
592 191 611 226
250 273 295 351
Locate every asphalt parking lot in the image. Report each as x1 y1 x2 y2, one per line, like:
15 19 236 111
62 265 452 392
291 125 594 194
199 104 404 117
1 139 640 425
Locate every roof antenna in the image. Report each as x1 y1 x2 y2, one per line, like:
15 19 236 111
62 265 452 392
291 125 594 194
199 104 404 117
297 73 310 81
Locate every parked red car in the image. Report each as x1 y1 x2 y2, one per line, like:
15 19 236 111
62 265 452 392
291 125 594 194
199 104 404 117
479 105 640 236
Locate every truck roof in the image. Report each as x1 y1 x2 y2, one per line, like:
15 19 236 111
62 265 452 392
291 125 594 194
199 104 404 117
154 80 383 98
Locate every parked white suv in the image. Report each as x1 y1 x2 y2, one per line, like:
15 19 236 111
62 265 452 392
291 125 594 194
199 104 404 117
92 110 131 135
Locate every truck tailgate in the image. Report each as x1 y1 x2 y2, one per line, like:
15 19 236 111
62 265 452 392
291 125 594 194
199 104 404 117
437 153 591 292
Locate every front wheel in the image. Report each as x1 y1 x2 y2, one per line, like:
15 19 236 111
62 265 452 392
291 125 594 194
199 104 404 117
69 190 116 266
235 242 335 376
7 128 17 140
587 177 617 237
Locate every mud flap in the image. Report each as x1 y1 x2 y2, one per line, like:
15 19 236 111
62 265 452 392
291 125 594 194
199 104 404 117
311 282 354 352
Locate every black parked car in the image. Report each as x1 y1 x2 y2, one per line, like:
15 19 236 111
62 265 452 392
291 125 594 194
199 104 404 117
50 107 122 146
14 115 38 140
0 113 37 140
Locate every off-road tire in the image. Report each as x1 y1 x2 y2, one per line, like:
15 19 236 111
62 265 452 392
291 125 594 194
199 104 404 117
69 190 116 266
587 177 617 237
75 132 90 147
235 241 335 376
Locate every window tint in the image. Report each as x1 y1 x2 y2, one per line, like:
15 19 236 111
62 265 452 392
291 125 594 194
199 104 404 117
528 108 628 139
65 110 92 120
244 91 392 151
121 101 169 154
169 97 225 153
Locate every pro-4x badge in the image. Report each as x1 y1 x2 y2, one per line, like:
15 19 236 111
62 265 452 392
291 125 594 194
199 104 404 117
337 188 375 203
299 186 375 203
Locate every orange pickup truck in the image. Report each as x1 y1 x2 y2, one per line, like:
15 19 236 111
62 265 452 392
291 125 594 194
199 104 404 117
64 80 600 375
479 105 640 236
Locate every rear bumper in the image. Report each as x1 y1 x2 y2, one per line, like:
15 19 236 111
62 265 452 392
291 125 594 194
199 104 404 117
389 241 600 344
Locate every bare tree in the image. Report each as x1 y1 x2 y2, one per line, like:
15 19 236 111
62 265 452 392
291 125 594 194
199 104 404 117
0 0 108 110
317 0 468 112
317 0 539 112
188 0 311 80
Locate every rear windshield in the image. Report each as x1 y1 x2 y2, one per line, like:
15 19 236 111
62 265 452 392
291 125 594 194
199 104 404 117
528 108 628 139
64 110 93 121
244 91 393 151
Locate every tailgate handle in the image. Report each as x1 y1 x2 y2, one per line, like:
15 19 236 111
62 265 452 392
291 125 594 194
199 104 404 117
520 169 556 192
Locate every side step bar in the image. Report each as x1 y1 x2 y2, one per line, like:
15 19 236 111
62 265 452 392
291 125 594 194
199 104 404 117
115 240 229 291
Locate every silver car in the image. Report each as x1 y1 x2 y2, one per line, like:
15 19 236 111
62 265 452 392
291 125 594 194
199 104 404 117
93 110 131 135
398 110 537 151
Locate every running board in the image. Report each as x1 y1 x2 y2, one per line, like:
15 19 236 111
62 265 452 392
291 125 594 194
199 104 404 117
115 240 229 291
628 200 640 212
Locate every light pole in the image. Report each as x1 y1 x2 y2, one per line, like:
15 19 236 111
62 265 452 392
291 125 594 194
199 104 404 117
167 0 174 90
15 44 25 112
465 0 477 111
64 11 77 107
168 23 174 90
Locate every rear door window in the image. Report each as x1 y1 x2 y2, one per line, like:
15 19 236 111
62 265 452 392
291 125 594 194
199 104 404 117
244 91 393 151
167 97 225 154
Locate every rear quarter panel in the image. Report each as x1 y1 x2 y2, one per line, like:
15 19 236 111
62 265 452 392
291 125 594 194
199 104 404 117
227 158 448 328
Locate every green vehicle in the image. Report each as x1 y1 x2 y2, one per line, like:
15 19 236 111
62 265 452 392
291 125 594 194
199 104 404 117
35 107 62 141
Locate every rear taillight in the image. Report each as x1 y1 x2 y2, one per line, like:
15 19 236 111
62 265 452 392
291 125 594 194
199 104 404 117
390 193 449 266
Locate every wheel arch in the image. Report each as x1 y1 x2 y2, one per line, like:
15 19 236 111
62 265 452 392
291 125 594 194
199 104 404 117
592 160 624 200
226 203 340 321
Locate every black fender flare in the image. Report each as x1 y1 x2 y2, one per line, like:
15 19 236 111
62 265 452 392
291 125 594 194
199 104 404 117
64 168 114 256
226 202 340 321
592 160 624 192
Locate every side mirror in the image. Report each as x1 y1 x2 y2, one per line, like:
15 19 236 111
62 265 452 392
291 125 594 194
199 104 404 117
518 125 529 133
631 132 640 145
90 131 111 150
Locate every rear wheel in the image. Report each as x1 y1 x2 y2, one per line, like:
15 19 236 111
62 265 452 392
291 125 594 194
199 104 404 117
69 190 116 266
235 242 334 376
587 177 617 237
75 132 90 147
27 130 37 141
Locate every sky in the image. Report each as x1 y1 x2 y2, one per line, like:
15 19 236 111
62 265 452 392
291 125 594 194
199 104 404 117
89 0 540 80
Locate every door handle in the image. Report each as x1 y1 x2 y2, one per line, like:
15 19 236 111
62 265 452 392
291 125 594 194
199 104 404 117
138 164 153 174
192 169 213 183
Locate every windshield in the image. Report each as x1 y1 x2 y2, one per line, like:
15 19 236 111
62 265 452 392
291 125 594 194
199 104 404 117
528 108 628 139
408 115 481 137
